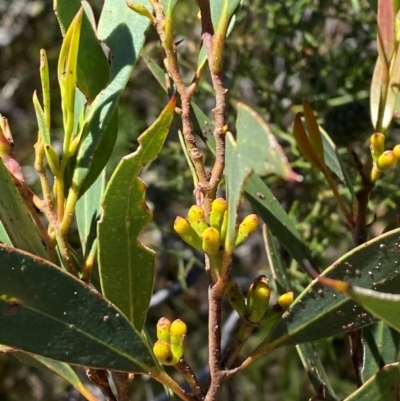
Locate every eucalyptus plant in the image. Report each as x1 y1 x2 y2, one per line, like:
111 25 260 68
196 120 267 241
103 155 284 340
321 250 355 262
1 1 400 401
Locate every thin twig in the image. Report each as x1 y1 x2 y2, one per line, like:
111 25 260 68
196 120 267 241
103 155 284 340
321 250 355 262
151 1 208 196
175 359 205 400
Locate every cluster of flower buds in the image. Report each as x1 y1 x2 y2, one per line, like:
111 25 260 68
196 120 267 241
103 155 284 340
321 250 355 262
153 318 187 366
225 276 294 324
370 133 400 181
173 198 259 256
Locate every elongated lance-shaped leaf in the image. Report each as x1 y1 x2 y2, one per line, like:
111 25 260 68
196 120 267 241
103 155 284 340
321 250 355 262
330 282 400 333
58 7 83 148
361 322 400 382
14 353 101 401
344 363 400 401
293 113 325 171
370 56 385 130
377 0 396 65
76 170 105 257
302 100 324 163
296 343 339 401
225 103 301 251
0 160 47 258
246 177 313 266
71 0 152 198
251 228 400 359
0 244 157 372
54 0 110 102
319 126 355 203
98 96 176 331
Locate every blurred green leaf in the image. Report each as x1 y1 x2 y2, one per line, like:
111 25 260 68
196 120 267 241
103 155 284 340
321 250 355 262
76 170 105 257
225 103 301 250
376 0 395 65
293 113 325 171
0 160 47 258
0 244 156 372
98 96 176 331
320 126 355 202
14 353 101 401
254 228 400 354
296 343 339 401
54 0 110 101
0 221 11 245
343 363 400 401
72 0 152 197
302 100 324 163
362 322 400 382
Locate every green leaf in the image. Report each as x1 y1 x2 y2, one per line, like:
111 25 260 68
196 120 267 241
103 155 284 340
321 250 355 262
346 285 400 333
302 100 324 163
0 244 156 372
14 353 101 401
225 103 301 250
54 0 110 101
343 363 400 401
254 228 400 355
0 160 47 258
141 49 167 91
320 126 355 202
76 170 105 257
57 7 83 141
245 176 312 266
71 0 152 197
376 0 395 65
0 220 11 245
293 113 325 171
98 96 176 331
296 343 339 401
362 323 400 382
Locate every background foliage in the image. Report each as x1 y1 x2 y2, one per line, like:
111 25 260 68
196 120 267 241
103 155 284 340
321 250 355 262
1 0 398 400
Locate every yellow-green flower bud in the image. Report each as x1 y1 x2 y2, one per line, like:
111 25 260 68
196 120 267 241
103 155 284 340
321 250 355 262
246 275 271 323
225 281 247 317
235 214 259 246
202 227 221 255
0 116 13 157
370 132 385 157
174 216 202 251
170 319 187 361
273 291 295 313
393 144 400 160
376 150 397 171
220 211 228 245
126 1 154 20
153 340 178 365
187 205 208 236
370 165 381 182
210 198 227 230
156 317 171 343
